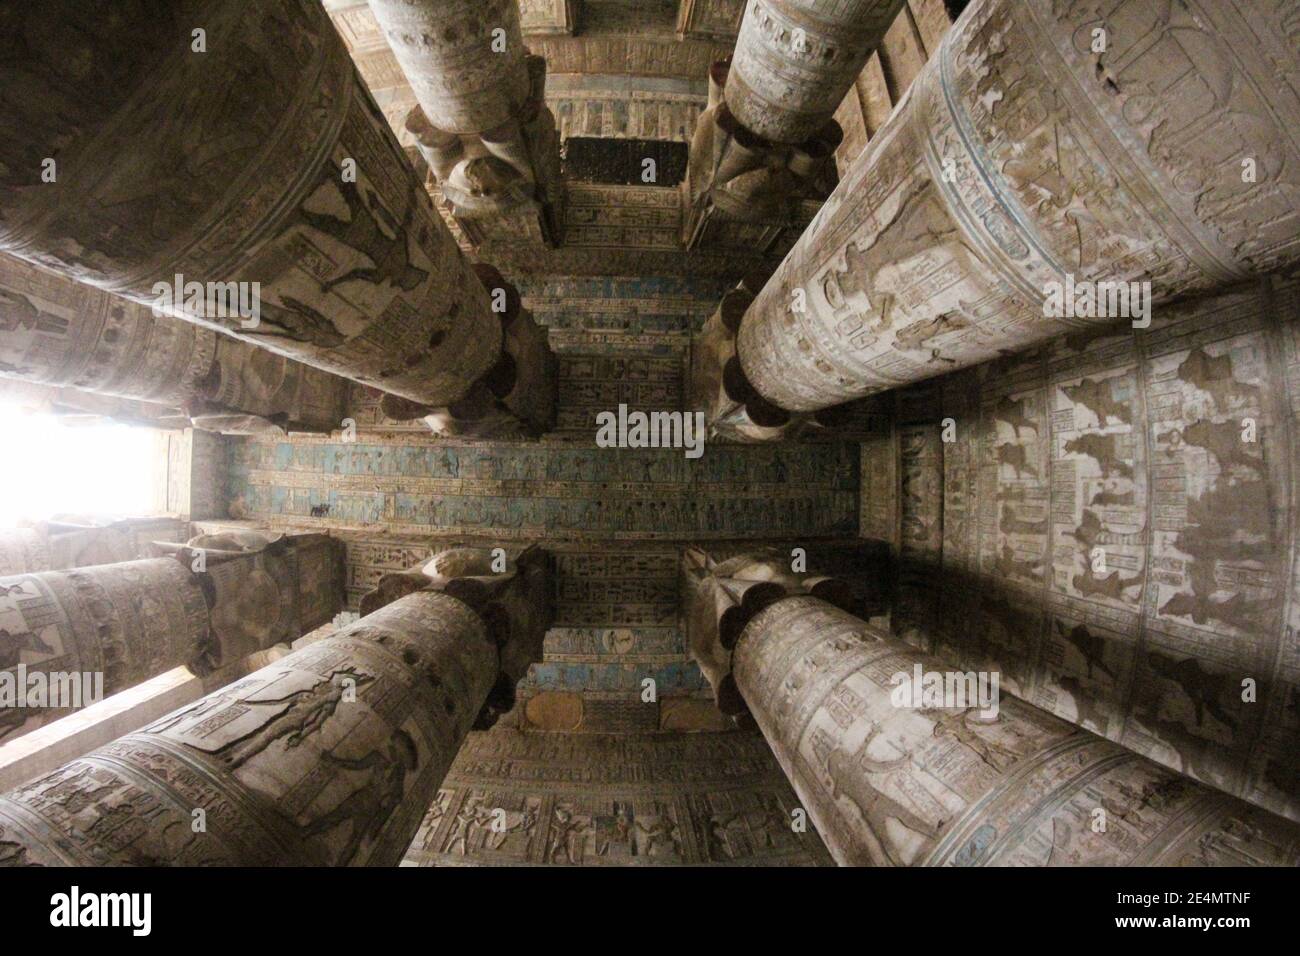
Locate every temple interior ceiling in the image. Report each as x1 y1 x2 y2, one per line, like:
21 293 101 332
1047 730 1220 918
2 0 1299 875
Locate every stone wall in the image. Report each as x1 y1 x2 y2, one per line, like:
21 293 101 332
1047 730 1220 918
867 277 1300 822
402 727 833 865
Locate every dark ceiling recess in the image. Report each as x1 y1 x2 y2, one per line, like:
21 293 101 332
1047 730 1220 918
943 0 970 20
562 137 689 187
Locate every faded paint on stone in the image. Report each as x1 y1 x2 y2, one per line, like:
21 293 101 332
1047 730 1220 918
726 0 909 144
732 595 1300 866
0 558 209 746
0 589 498 866
737 0 1300 411
0 0 501 408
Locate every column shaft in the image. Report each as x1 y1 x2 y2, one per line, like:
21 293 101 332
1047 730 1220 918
731 596 1300 865
380 267 557 437
735 0 1300 412
0 378 191 431
369 0 563 241
0 559 209 745
370 0 530 134
0 531 346 745
726 0 908 144
1 518 192 579
0 590 496 865
0 0 500 407
1 253 348 433
0 530 48 577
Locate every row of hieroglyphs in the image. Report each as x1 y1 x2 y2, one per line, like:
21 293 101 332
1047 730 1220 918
875 278 1300 822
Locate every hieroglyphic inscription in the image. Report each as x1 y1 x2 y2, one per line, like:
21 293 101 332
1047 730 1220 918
892 279 1300 821
733 596 1300 866
403 728 833 865
737 0 1300 412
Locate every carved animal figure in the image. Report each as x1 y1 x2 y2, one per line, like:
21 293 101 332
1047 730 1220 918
1057 675 1107 732
1090 487 1134 506
999 506 1047 535
1158 588 1269 634
1059 377 1132 427
1064 432 1134 479
1162 419 1265 476
993 544 1042 582
1144 654 1239 734
1072 568 1142 602
1069 509 1107 553
1057 621 1116 681
1176 346 1260 413
996 442 1038 478
993 395 1037 436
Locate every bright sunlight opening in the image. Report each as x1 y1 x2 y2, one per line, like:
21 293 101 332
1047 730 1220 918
0 401 160 527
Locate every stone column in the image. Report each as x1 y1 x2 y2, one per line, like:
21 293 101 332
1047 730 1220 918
0 517 191 577
0 530 346 745
0 378 192 432
0 558 210 746
370 0 564 245
379 266 557 437
360 545 553 726
727 0 908 145
0 546 550 866
682 545 879 716
723 594 1300 865
0 0 501 409
724 0 1300 416
1 253 349 435
175 530 348 670
0 530 49 578
683 1 906 251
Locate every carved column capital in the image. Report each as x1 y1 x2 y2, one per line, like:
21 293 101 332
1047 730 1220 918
682 545 880 718
153 531 347 673
362 545 553 729
380 266 557 438
370 0 565 245
683 59 839 253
